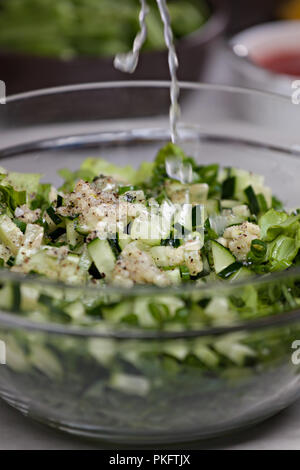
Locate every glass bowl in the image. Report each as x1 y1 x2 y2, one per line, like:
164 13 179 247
0 82 300 444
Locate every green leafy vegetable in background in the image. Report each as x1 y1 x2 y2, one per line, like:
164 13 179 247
0 0 209 58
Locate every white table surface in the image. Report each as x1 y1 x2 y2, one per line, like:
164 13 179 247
1 41 300 451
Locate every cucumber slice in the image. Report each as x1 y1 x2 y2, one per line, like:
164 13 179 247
79 245 92 271
174 204 193 233
66 219 83 249
221 200 240 209
16 223 44 265
165 267 181 284
205 199 220 216
221 176 236 199
211 240 235 274
0 215 24 255
130 214 168 246
244 185 260 215
46 206 61 225
218 261 244 279
0 284 14 310
2 171 41 194
118 233 131 250
87 238 116 279
229 267 253 282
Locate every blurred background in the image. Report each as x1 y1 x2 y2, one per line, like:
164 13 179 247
0 0 299 95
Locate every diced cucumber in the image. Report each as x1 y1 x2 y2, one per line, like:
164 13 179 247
218 261 244 279
214 333 256 366
29 343 63 379
221 176 236 199
0 284 14 310
150 246 181 267
229 267 253 282
163 340 189 360
193 340 219 367
211 240 235 274
16 223 44 265
74 220 90 236
87 338 116 365
205 297 237 324
46 206 61 225
221 200 240 209
102 300 133 323
205 199 220 216
244 185 259 215
165 182 208 204
109 372 150 397
188 183 209 203
80 157 137 184
64 301 85 320
174 204 193 233
0 243 11 262
165 267 181 284
20 285 40 311
22 250 85 284
130 213 169 246
60 254 84 283
0 214 24 255
2 171 41 194
231 168 272 208
66 219 83 249
118 233 131 250
87 238 116 279
78 244 92 271
5 335 30 372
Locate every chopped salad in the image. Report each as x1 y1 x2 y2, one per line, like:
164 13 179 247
0 143 299 328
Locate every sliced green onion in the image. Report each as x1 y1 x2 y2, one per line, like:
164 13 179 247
12 283 21 311
250 239 267 259
244 185 260 215
257 193 268 213
221 176 236 199
46 206 62 225
192 205 204 229
161 237 181 248
118 185 137 195
149 302 170 322
108 238 121 258
13 218 26 233
6 256 15 267
49 227 65 241
56 194 63 208
180 265 190 281
204 218 218 241
218 261 243 279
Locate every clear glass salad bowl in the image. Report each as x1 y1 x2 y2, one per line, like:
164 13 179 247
0 82 300 444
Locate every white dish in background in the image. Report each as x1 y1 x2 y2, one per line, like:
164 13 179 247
227 21 300 96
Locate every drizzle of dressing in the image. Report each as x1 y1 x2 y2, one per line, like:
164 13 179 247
114 0 180 144
114 0 149 73
165 157 193 184
114 0 193 197
156 0 180 144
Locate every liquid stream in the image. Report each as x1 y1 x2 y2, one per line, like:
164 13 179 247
114 0 180 146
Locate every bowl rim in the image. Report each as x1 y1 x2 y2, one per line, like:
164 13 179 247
1 80 299 338
5 79 291 102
